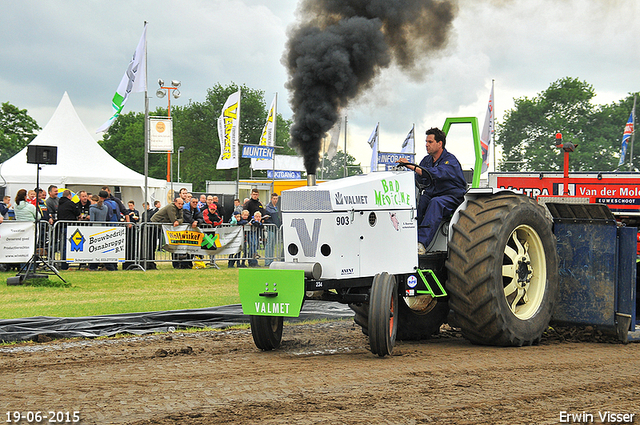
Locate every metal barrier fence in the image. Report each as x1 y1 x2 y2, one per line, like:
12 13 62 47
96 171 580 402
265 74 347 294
138 222 284 270
36 221 50 260
40 220 284 271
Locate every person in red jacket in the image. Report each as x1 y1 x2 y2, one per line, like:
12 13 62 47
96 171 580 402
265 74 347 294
202 203 223 227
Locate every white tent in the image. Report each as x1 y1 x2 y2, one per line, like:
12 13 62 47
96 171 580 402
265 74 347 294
0 92 167 207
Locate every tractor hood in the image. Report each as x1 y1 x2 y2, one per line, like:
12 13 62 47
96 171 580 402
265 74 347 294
281 171 415 213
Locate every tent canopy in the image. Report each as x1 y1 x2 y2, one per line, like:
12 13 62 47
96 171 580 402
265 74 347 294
0 92 167 205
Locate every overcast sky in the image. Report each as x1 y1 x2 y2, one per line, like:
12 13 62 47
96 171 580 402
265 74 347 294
2 0 638 171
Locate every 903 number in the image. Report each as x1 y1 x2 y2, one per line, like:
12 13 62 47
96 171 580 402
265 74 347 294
336 216 350 226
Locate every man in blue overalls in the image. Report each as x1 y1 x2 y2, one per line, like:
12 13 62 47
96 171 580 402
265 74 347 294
398 127 467 254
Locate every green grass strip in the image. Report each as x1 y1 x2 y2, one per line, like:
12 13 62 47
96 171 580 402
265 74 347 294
0 263 243 319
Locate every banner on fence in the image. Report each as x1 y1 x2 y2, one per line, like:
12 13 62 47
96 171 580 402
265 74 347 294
161 225 243 256
0 222 35 263
65 225 126 263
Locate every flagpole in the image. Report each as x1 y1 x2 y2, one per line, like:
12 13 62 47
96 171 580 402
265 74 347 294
143 21 149 271
370 122 379 173
321 119 327 180
143 21 149 210
629 94 637 172
412 123 415 155
272 92 277 192
492 79 496 172
344 116 348 178
236 89 242 198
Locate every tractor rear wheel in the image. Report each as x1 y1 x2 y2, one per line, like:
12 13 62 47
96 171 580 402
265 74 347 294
368 272 398 357
446 193 558 346
250 315 284 351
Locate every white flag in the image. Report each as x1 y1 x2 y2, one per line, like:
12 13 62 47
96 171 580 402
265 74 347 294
325 118 342 160
480 82 494 173
252 95 277 169
368 123 379 173
400 125 415 154
217 90 241 170
97 24 147 133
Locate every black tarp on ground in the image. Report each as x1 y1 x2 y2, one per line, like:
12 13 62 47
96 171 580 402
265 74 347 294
0 302 354 342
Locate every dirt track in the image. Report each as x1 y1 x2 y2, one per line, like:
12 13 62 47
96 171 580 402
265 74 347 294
1 320 639 425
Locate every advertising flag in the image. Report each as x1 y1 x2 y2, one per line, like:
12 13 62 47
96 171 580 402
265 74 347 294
618 110 635 167
97 24 147 133
368 123 379 173
217 90 241 170
252 95 277 169
480 82 494 173
400 125 415 154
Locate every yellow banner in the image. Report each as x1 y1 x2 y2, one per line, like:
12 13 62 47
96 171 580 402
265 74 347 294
166 229 204 246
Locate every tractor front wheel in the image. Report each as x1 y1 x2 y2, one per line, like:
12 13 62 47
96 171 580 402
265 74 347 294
368 272 398 357
250 315 284 351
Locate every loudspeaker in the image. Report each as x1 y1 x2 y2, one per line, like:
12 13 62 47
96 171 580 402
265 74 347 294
27 145 57 165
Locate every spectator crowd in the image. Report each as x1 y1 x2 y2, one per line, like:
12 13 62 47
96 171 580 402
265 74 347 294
2 185 282 271
152 187 281 269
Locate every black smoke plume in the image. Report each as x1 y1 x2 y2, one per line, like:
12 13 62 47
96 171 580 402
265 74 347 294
284 0 458 175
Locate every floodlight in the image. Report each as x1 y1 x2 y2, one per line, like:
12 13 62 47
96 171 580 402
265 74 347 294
172 89 181 99
156 88 166 98
158 79 165 87
171 80 181 88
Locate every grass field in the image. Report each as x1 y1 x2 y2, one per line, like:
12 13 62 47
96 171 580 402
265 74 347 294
0 263 243 319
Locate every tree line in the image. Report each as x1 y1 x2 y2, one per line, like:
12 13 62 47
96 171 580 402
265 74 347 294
497 77 638 172
1 79 637 191
100 83 363 191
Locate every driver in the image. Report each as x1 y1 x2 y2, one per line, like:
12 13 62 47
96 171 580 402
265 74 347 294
398 127 467 254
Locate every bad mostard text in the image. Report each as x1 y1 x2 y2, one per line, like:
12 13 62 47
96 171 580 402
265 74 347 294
559 411 636 423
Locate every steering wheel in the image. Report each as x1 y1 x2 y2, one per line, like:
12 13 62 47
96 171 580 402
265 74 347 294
397 162 433 191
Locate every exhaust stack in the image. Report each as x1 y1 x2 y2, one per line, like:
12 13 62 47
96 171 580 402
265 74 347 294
307 174 316 186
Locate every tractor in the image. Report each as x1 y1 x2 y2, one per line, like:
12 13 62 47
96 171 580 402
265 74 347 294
239 117 639 356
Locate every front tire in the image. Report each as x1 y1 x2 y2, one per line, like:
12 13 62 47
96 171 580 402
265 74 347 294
368 272 398 357
250 315 284 350
446 193 558 346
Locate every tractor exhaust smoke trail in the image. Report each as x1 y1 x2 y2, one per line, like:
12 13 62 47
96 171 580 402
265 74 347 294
284 0 459 175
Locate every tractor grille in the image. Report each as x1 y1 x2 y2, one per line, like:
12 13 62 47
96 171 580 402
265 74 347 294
282 190 332 212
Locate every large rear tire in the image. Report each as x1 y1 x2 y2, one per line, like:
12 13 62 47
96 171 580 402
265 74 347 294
446 193 558 346
368 272 398 357
250 315 284 351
